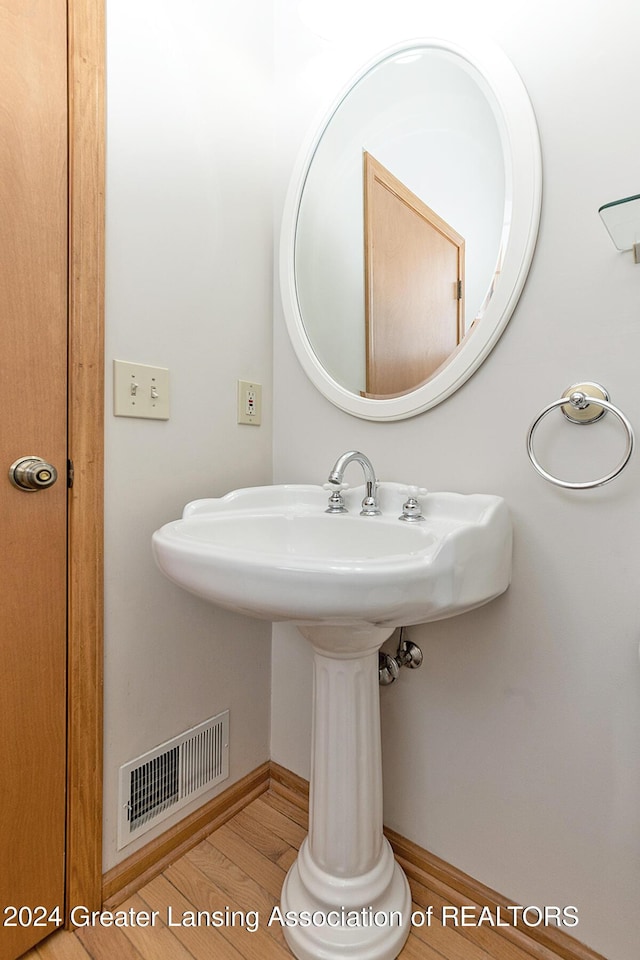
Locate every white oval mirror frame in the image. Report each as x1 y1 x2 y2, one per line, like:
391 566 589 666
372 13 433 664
279 37 542 421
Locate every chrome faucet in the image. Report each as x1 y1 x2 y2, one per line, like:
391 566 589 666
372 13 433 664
325 450 381 516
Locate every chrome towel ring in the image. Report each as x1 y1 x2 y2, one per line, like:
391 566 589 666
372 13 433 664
527 382 634 489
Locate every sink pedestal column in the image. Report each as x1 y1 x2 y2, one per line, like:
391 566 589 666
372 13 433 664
281 628 411 960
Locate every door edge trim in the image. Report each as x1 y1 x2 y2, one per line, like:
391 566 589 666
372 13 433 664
66 0 105 915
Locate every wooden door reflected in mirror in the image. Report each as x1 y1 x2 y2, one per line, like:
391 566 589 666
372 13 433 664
363 152 465 398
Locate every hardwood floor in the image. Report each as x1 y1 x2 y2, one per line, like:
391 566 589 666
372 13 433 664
26 790 574 960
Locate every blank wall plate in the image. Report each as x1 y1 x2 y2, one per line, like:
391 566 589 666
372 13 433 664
114 360 170 420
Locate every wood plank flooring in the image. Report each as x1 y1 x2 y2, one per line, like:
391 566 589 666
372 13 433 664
25 790 571 960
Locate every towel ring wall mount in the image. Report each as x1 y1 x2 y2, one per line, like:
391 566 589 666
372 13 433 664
527 382 634 489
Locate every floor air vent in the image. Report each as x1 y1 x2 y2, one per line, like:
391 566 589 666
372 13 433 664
118 710 229 848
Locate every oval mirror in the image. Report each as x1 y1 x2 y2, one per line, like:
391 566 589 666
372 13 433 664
280 37 542 421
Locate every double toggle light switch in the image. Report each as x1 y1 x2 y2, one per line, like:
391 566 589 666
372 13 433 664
113 360 170 420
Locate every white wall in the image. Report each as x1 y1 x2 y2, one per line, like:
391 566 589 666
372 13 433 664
103 0 274 868
272 3 640 959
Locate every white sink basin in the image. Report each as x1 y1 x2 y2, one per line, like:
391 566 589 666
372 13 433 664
152 482 512 637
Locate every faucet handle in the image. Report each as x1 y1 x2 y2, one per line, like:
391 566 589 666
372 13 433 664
398 486 427 522
323 481 349 514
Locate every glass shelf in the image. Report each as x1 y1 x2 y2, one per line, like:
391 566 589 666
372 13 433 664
599 193 640 252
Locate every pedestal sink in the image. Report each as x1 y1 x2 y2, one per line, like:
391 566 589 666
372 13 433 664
152 480 511 960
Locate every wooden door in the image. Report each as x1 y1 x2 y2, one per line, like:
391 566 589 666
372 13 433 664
0 2 69 956
363 152 465 397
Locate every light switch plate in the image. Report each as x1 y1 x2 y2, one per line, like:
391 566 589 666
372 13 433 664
114 360 170 420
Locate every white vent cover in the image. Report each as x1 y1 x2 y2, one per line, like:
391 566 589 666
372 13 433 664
118 710 229 848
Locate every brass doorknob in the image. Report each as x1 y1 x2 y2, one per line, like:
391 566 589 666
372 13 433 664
9 456 58 491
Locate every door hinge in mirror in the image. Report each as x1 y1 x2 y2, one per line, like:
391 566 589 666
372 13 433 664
68 459 74 488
